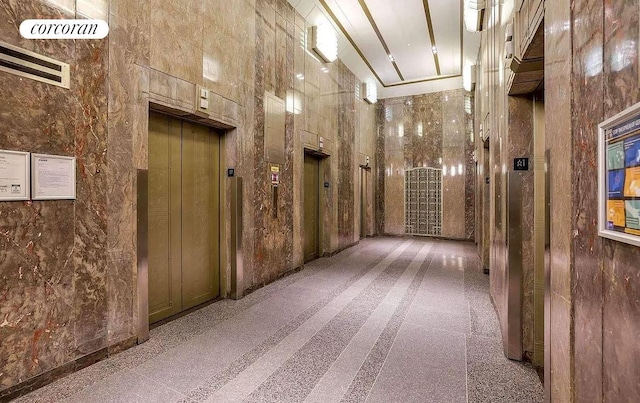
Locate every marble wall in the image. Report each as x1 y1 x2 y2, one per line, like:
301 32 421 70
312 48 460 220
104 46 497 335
0 0 377 395
477 0 640 400
376 90 475 241
474 0 543 369
0 0 113 393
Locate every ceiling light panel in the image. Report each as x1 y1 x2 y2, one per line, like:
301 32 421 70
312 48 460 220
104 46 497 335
323 0 399 83
363 0 437 82
427 0 463 76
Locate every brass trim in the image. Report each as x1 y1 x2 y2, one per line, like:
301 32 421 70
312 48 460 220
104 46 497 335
357 0 404 81
136 169 150 343
422 0 441 75
384 74 461 87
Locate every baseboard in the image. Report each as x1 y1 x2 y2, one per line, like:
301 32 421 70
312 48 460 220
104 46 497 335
323 241 359 257
0 336 137 402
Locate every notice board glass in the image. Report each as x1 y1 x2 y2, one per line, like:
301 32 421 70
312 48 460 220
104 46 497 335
0 149 30 201
599 102 640 247
31 153 76 200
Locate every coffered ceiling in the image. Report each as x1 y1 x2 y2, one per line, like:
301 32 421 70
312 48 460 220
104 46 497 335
288 0 481 98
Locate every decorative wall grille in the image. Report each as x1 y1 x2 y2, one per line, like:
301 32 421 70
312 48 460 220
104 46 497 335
405 167 442 236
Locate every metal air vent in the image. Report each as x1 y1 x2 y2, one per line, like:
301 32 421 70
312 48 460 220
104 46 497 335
0 41 70 88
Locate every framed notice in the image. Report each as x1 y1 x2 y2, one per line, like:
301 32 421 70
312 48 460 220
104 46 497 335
599 102 640 247
31 153 76 200
0 150 30 201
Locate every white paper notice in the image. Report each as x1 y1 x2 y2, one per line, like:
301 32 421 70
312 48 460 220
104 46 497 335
0 151 28 199
33 155 75 199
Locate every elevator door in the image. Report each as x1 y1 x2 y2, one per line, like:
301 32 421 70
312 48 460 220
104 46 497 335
304 154 320 262
148 112 220 324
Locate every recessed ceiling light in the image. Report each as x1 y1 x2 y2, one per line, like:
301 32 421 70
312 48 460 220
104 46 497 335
388 54 395 62
432 46 438 54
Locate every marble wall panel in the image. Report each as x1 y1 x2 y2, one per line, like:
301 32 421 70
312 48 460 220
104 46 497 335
464 96 475 241
507 96 534 357
72 36 109 356
106 3 150 347
571 0 605 399
337 63 356 249
375 104 386 235
149 0 203 85
0 0 109 392
1 0 377 395
478 0 640 400
545 2 576 399
378 90 475 239
601 0 640 400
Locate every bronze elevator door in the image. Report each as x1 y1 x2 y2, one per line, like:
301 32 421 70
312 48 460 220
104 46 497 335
148 112 220 324
303 154 320 262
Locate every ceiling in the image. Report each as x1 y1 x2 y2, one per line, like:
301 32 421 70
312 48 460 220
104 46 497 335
288 0 481 98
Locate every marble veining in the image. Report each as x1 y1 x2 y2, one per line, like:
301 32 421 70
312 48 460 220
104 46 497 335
377 90 475 240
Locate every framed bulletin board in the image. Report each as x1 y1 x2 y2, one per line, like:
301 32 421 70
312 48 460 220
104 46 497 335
0 149 30 201
599 102 640 247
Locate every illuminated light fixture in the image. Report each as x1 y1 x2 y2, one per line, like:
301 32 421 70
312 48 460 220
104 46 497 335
464 0 486 32
363 81 378 104
296 73 304 80
310 25 338 63
505 23 514 42
463 63 477 92
505 21 514 60
505 41 514 59
431 46 437 54
388 54 395 62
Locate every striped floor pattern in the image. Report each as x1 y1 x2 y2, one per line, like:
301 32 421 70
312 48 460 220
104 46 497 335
16 237 543 403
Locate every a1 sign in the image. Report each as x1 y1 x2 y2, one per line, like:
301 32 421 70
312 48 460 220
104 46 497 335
514 158 529 171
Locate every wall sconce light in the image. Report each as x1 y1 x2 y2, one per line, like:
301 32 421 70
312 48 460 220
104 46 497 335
310 25 338 63
463 64 476 92
363 81 377 104
505 41 514 59
505 23 513 42
464 0 486 32
505 22 514 59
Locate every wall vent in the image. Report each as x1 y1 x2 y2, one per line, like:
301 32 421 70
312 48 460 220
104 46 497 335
0 41 70 88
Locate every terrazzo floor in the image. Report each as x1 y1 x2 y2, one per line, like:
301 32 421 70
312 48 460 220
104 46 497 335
15 237 543 403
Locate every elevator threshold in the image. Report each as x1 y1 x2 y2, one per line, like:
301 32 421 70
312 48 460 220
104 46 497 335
149 296 223 330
